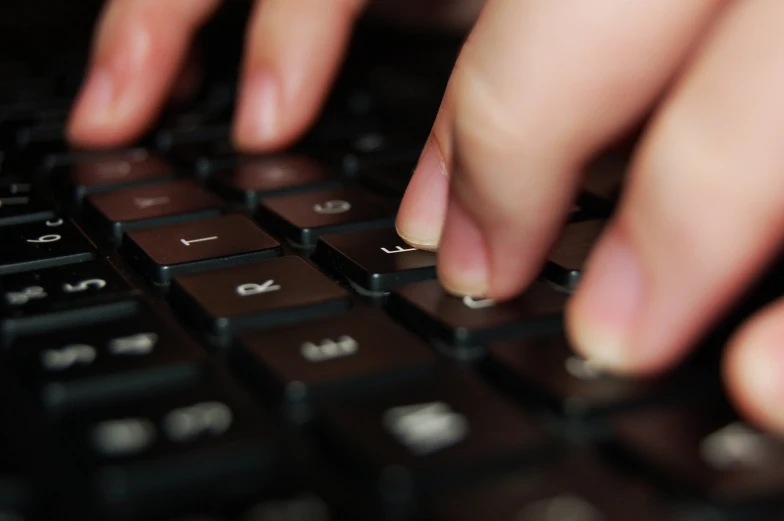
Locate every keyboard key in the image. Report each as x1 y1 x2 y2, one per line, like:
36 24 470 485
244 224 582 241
0 182 54 226
209 155 339 211
124 215 282 284
320 370 551 494
258 186 398 247
430 453 671 521
543 220 606 291
1 260 139 342
612 402 784 505
58 372 278 521
389 280 565 347
361 164 414 196
485 335 720 420
8 311 205 412
314 228 436 293
0 217 94 275
320 130 422 174
62 150 175 202
235 309 435 401
171 257 350 337
571 192 613 222
85 180 224 241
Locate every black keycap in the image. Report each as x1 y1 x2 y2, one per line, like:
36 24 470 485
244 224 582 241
171 256 350 336
430 453 671 521
571 192 613 222
321 130 422 174
209 155 339 211
320 370 551 494
124 215 282 284
485 335 720 420
543 220 606 291
85 180 224 241
1 260 139 342
314 228 436 293
61 150 175 202
235 308 436 400
612 402 784 505
58 372 278 521
0 217 94 275
0 182 54 226
258 186 398 248
361 164 414 196
16 122 67 156
8 311 205 412
389 280 565 347
0 434 30 521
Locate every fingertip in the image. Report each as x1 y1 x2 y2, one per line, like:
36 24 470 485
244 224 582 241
436 195 490 299
725 301 784 434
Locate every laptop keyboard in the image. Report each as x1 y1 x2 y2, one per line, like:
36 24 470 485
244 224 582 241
1 8 783 521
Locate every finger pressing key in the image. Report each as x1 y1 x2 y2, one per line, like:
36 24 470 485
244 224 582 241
68 0 221 148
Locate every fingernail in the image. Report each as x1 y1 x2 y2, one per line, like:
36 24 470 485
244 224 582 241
236 69 279 144
568 227 644 370
73 67 116 126
437 194 490 298
396 139 449 249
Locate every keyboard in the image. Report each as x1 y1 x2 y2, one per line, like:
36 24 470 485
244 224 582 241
2 4 784 521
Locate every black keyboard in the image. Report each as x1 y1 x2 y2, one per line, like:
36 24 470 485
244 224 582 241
1 4 783 521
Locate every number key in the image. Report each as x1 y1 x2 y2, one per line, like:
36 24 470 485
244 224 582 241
1 260 139 342
124 215 282 283
0 217 94 275
9 311 204 412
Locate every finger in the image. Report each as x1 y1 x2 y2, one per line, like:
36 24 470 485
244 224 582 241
725 298 784 434
569 0 784 374
233 0 367 151
68 0 221 148
399 0 725 300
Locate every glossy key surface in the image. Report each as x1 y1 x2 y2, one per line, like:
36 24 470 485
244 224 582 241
258 186 398 247
314 228 436 293
0 217 94 275
389 280 565 346
1 260 139 342
235 308 435 400
8 311 204 412
0 182 54 226
171 256 350 336
124 215 281 283
85 180 224 240
543 220 606 292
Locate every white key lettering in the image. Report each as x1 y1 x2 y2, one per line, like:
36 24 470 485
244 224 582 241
63 278 107 293
5 286 47 306
353 133 386 152
26 234 61 244
92 418 156 457
45 218 63 227
301 335 358 363
109 333 158 356
41 344 97 371
699 422 774 471
163 401 233 443
133 196 170 209
180 235 218 246
313 200 351 215
462 296 496 309
383 402 469 455
236 280 281 296
381 246 416 254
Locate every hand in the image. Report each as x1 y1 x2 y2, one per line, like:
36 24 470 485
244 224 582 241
396 0 784 433
66 0 484 150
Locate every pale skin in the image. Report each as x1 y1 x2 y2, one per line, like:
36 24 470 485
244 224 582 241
68 0 784 435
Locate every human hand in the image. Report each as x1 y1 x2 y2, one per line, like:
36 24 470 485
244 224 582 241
396 0 784 433
66 0 484 150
